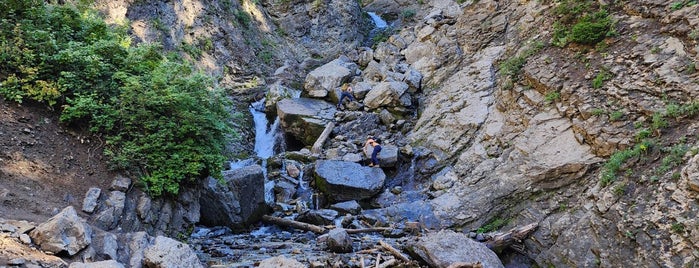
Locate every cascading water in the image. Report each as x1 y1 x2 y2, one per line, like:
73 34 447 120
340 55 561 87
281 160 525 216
367 12 388 28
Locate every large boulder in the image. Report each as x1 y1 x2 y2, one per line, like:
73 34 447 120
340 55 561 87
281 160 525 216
143 236 203 268
314 160 385 201
304 56 358 98
199 165 267 230
363 81 411 111
409 230 504 268
30 206 92 256
277 98 336 145
363 143 399 167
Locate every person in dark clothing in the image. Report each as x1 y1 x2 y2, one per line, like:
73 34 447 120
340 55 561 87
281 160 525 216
365 137 382 167
337 83 355 109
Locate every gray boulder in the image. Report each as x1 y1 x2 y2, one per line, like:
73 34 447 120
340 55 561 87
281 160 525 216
364 81 411 110
30 206 92 256
409 230 504 268
330 200 362 215
314 160 385 201
69 260 125 268
297 209 339 226
277 98 336 145
258 256 305 268
143 236 203 268
363 143 399 168
304 56 358 98
326 228 353 253
199 165 267 230
93 191 126 230
82 187 101 213
110 176 131 192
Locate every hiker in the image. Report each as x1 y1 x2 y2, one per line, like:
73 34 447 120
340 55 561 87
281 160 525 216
365 137 382 167
337 83 355 109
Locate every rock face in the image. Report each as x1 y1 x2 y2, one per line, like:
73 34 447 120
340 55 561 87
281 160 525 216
277 98 337 145
314 160 386 202
199 165 267 230
409 230 503 268
143 236 204 268
29 206 92 256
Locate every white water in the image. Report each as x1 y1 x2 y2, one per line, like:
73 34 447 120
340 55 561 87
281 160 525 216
367 12 387 28
250 98 279 159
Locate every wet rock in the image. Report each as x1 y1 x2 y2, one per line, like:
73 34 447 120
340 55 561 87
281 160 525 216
326 228 353 253
277 98 336 145
258 256 306 268
82 187 102 213
409 230 503 268
69 260 125 268
297 209 339 226
314 160 386 202
143 236 203 268
30 206 92 256
330 200 362 215
274 180 297 203
199 165 267 230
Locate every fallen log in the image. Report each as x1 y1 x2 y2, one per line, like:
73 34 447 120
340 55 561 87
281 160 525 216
311 122 335 154
484 222 538 252
378 240 410 262
261 215 326 234
447 262 483 268
345 227 391 234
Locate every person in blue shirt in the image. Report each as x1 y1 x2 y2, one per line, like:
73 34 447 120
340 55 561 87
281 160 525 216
337 83 355 110
365 137 382 167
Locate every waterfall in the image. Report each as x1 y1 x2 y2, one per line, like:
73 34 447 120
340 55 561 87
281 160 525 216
367 12 388 28
250 98 279 159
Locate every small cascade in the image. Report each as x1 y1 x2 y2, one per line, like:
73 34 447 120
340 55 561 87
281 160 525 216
250 98 280 159
367 12 388 29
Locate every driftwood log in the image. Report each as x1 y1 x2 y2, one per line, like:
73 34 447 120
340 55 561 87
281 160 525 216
262 215 393 235
378 240 410 262
261 215 327 234
311 122 335 154
484 222 538 252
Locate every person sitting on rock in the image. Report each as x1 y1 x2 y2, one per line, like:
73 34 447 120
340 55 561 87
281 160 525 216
337 83 356 110
365 137 382 167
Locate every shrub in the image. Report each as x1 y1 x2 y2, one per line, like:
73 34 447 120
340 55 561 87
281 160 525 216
1 0 234 196
591 69 611 89
551 1 613 46
569 10 612 44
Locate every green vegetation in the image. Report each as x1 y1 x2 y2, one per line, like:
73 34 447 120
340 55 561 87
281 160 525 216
0 0 234 196
499 40 545 79
476 218 511 233
609 110 623 121
551 0 614 47
671 0 697 10
545 91 560 103
235 9 252 27
591 68 612 89
600 101 699 186
601 140 653 186
401 9 416 19
671 222 685 233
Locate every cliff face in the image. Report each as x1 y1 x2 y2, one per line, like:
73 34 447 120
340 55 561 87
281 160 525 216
83 0 699 266
403 0 699 266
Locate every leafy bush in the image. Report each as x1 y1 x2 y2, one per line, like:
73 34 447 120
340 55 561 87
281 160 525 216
1 0 234 196
551 1 613 46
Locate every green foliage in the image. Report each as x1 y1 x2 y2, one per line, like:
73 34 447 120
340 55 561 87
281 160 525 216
658 143 688 174
551 1 613 46
179 41 202 58
499 41 545 79
476 218 510 233
401 9 416 19
612 182 626 196
545 91 560 103
671 0 697 10
590 108 606 116
601 140 653 186
671 222 685 233
591 68 611 89
1 0 234 197
235 9 251 27
609 110 623 121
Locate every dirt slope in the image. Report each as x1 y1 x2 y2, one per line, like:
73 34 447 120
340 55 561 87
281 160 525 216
0 99 113 223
